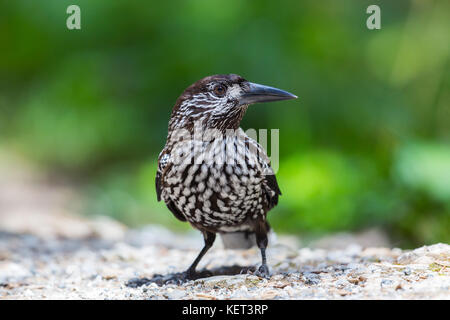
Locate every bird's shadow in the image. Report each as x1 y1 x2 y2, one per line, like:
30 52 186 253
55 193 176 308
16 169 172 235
126 265 257 288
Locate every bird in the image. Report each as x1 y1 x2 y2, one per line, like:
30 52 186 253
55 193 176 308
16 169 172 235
156 74 297 281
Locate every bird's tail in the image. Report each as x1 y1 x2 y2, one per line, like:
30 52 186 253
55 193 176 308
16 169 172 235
219 222 274 249
220 232 256 249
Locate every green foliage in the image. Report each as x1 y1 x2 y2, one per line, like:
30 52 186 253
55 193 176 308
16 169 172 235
11 54 148 169
276 151 371 231
394 143 450 203
0 0 449 247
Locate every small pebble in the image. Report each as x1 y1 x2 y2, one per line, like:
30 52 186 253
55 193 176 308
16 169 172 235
0 228 448 300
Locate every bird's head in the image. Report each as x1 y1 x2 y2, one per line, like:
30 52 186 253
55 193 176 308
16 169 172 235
168 74 297 132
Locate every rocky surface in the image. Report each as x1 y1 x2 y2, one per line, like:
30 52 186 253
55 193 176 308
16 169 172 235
0 225 449 300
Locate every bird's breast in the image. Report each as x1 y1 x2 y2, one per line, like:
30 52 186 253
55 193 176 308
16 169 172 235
161 135 267 230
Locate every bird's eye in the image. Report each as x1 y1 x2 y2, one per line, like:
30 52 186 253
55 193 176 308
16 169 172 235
213 84 226 96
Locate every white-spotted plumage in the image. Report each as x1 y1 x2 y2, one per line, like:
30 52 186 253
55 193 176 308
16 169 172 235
158 127 278 232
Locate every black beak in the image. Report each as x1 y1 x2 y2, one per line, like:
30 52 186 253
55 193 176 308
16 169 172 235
239 82 297 105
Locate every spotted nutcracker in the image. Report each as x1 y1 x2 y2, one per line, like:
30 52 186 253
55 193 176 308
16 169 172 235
156 74 297 279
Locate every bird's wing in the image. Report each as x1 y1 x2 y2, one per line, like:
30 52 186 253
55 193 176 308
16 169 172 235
263 170 281 209
245 134 282 211
155 170 163 202
156 149 187 222
260 161 281 210
155 150 169 202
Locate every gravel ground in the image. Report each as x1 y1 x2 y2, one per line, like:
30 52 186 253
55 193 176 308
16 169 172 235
0 225 449 300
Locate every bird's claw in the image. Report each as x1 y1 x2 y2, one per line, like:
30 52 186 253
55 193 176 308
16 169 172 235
255 264 271 279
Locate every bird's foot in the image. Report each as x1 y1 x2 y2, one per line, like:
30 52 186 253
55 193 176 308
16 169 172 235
254 264 271 279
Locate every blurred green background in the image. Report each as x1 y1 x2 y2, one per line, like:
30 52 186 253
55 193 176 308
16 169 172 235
0 0 449 247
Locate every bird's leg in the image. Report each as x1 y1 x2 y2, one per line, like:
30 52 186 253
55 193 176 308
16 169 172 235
137 231 216 285
185 231 216 279
254 221 270 278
